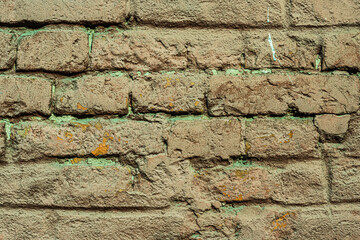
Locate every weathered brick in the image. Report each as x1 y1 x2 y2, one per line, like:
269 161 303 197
0 122 5 156
167 118 245 162
0 75 52 117
132 0 285 27
195 205 360 240
0 0 127 24
245 118 320 159
291 0 360 26
344 116 360 157
331 157 360 202
323 32 360 71
190 161 326 205
315 114 351 141
0 31 16 69
132 72 207 114
209 74 359 116
55 74 129 115
0 158 184 208
0 208 198 240
10 119 164 161
17 28 89 73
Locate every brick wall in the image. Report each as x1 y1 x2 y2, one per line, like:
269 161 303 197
0 1 359 239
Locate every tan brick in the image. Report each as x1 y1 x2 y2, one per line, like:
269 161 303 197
0 122 5 156
55 74 129 115
10 119 164 161
0 75 52 117
344 116 360 157
167 118 245 162
291 0 360 26
0 0 127 24
245 32 321 70
0 158 183 208
0 208 198 240
132 0 286 27
245 118 320 159
315 114 351 141
17 27 89 73
323 32 360 71
190 161 326 205
132 72 207 114
331 157 360 202
0 31 16 70
209 74 359 116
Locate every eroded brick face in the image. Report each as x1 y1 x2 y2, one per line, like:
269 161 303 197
0 0 359 239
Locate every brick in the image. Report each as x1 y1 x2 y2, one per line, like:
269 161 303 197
0 0 127 24
132 0 285 27
291 0 360 26
190 161 326 205
0 75 52 117
344 116 360 157
331 157 360 202
0 122 5 156
315 114 351 141
10 120 164 162
323 32 360 71
245 31 321 70
55 74 129 115
167 118 245 163
17 28 89 73
0 31 16 69
0 158 184 208
132 72 207 114
209 74 359 116
195 205 360 239
245 118 320 159
0 208 198 240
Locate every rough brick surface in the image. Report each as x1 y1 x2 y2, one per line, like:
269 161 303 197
209 74 359 116
10 120 164 162
132 0 285 27
291 0 360 26
0 75 52 117
132 72 207 114
0 0 127 24
0 31 16 70
315 114 351 141
323 32 360 71
344 116 360 157
55 74 129 115
167 118 245 163
17 28 89 73
245 118 320 159
0 122 5 156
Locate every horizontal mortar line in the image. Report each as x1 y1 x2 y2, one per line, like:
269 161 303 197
0 203 172 214
225 200 336 208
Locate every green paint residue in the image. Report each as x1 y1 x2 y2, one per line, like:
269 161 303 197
315 55 321 70
53 158 121 167
1 119 12 141
168 115 210 122
87 29 95 54
226 69 242 76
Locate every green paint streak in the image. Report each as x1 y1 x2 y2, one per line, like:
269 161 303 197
49 114 77 124
168 115 210 122
212 69 218 75
87 29 95 54
1 119 12 141
226 69 242 76
315 55 321 70
52 158 122 167
252 69 272 74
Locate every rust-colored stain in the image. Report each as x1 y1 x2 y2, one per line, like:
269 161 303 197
57 136 63 141
272 212 296 231
71 158 85 164
77 103 88 111
194 101 199 106
60 97 64 103
235 169 249 179
91 137 109 156
218 185 243 201
64 131 73 142
72 122 91 132
279 131 294 144
94 122 103 130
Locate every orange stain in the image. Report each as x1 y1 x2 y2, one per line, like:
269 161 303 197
64 131 73 142
73 122 91 132
77 103 88 111
91 138 109 156
60 97 64 103
194 101 199 106
94 122 103 130
57 136 63 141
71 158 85 164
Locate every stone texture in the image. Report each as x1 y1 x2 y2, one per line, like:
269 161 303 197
291 0 360 26
315 114 351 141
0 208 198 240
331 157 360 202
0 75 52 117
0 122 5 156
10 120 164 162
132 72 207 114
0 31 16 70
209 74 359 116
344 116 360 157
245 118 320 159
0 0 127 24
190 161 326 205
323 32 360 71
132 0 285 27
0 158 184 208
167 118 245 163
55 74 129 115
17 28 89 73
